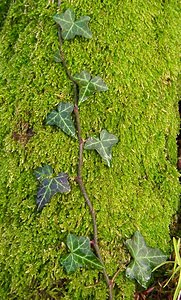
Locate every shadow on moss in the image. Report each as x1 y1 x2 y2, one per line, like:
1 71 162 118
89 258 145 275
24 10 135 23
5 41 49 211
0 0 12 30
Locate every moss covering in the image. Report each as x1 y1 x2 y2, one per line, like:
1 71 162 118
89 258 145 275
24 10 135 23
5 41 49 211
0 0 180 299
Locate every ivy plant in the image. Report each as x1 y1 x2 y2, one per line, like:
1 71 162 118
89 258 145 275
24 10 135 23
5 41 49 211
74 70 108 103
34 7 118 299
53 9 92 40
34 165 71 211
84 129 118 167
33 6 168 300
46 102 76 138
61 234 103 273
125 231 167 288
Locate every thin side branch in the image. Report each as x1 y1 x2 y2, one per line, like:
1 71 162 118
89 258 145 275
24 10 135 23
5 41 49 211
111 267 123 287
56 23 113 300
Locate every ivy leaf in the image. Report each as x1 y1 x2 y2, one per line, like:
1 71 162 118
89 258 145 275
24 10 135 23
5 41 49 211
125 231 167 288
46 102 76 138
35 165 71 211
84 129 118 167
61 234 103 273
53 9 92 40
34 165 53 182
74 71 108 104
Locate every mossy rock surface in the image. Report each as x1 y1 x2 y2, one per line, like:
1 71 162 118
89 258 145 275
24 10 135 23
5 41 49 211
0 0 180 299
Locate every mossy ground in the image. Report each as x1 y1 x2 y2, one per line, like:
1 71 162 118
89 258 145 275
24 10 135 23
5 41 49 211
0 0 180 299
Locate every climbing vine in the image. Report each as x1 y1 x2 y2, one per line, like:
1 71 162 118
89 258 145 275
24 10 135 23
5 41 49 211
34 6 168 299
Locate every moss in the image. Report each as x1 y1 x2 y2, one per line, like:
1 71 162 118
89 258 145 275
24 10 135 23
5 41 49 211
0 0 180 299
0 0 12 29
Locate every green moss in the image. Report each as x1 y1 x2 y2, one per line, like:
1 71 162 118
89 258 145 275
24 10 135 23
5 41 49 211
0 0 180 299
0 0 12 29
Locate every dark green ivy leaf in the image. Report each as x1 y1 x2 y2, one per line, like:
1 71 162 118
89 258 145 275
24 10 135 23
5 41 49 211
53 9 92 40
61 234 103 273
125 231 167 288
46 102 76 138
74 70 108 104
35 165 71 211
34 165 53 182
84 129 118 167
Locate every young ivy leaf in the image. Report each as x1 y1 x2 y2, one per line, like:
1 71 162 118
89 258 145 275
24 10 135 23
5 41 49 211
74 70 108 104
46 102 76 138
125 231 167 288
53 9 92 40
84 129 118 167
61 234 103 273
34 165 71 211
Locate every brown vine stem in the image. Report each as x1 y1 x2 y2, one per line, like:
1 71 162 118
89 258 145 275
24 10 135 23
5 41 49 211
57 24 113 300
111 267 123 287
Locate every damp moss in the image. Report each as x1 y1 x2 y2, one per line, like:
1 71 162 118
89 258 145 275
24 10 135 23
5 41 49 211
0 0 180 299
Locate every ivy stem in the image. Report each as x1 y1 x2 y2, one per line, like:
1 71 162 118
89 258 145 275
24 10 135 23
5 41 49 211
57 24 113 300
111 267 123 287
74 106 113 300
